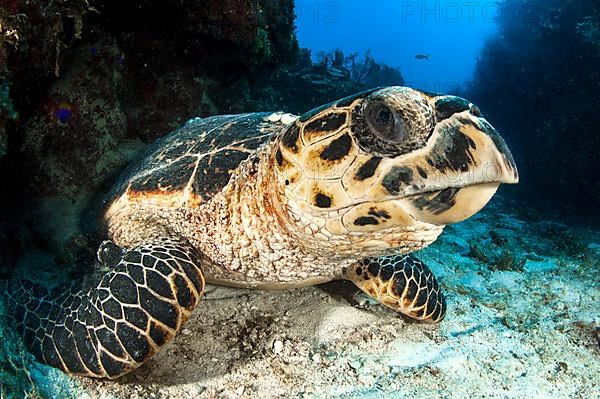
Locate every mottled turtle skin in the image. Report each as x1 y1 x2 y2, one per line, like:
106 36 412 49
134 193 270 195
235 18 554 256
4 87 518 379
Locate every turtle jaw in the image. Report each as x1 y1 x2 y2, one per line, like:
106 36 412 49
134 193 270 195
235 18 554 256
399 182 501 225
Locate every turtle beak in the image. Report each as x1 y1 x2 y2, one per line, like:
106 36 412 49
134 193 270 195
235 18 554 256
399 112 518 225
372 110 518 226
465 113 519 185
432 111 519 186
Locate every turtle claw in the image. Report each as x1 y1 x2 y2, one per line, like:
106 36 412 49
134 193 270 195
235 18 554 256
344 255 446 323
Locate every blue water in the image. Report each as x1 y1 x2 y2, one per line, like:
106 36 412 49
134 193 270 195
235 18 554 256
295 0 498 90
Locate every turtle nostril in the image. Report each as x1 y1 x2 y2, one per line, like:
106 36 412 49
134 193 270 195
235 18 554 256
470 105 482 117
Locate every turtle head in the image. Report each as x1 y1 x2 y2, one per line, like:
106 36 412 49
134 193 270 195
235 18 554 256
273 86 518 250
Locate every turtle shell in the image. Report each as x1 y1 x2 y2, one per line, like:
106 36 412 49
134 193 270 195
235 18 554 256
107 112 289 208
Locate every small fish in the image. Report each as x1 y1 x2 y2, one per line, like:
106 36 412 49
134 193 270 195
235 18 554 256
415 54 430 60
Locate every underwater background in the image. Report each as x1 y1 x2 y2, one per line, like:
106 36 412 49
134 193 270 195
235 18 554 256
0 0 598 398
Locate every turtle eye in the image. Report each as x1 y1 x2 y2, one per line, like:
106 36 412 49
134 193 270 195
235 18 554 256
366 102 407 144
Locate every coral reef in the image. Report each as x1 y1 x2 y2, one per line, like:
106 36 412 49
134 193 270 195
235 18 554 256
472 0 600 221
0 0 95 127
316 50 405 88
217 63 364 115
21 37 130 197
0 0 301 270
224 50 404 115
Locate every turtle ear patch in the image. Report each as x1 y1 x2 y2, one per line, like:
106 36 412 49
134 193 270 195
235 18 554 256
274 144 303 186
275 147 286 167
274 146 294 171
305 133 357 179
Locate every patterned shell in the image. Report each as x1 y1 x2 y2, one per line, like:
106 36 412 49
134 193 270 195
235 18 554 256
107 112 288 207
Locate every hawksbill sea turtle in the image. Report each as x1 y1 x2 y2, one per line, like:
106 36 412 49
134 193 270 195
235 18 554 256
3 87 518 379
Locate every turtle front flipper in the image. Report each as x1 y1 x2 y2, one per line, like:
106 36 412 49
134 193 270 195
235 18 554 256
343 255 446 323
3 238 205 379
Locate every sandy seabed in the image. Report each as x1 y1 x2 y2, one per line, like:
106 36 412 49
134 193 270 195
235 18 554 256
2 197 599 399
